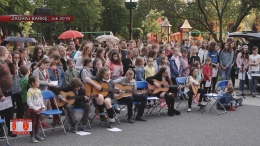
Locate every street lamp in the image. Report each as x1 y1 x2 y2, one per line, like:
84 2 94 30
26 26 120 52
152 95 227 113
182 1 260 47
161 17 172 43
125 0 138 40
180 19 192 40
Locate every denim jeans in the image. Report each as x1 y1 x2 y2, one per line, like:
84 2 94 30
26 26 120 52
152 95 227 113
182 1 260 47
249 71 259 93
238 68 245 92
221 66 232 80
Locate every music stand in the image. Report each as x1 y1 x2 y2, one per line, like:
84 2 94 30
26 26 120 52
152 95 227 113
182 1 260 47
240 66 246 99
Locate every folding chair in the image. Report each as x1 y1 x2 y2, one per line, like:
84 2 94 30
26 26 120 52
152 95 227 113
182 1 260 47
0 119 9 146
203 80 229 115
117 101 139 122
136 81 166 117
63 108 91 132
40 90 66 138
175 77 189 108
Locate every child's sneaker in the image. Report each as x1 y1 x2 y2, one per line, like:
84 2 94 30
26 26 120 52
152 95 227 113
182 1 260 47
229 107 237 111
35 135 44 141
239 100 243 106
30 137 38 143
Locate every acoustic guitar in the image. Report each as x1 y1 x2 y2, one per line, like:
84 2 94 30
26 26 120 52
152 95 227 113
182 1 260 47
55 91 98 107
114 84 152 100
84 80 119 97
148 79 181 94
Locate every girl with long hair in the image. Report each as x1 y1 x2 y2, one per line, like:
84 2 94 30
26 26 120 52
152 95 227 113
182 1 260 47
95 47 108 67
219 42 234 80
11 51 24 118
198 40 209 65
146 67 180 116
85 67 123 128
108 51 123 79
236 45 249 95
75 44 92 70
207 42 219 92
30 46 44 63
185 67 205 112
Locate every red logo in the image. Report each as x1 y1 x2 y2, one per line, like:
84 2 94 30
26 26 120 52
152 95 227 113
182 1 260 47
12 122 16 131
23 122 29 131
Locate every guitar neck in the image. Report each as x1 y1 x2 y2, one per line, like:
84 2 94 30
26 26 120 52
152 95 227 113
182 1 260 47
102 88 119 92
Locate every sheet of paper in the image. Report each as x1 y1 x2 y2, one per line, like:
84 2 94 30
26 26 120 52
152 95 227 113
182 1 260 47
107 127 122 132
238 72 246 80
212 68 218 77
0 96 13 111
113 67 121 76
76 131 91 136
247 72 251 80
50 81 58 86
205 80 211 87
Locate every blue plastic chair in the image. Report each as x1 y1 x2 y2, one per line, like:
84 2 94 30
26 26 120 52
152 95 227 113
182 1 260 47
203 80 229 115
40 90 66 138
175 77 189 108
0 119 9 146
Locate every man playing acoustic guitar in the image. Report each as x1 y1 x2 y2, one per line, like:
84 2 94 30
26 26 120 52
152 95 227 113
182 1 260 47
55 78 91 133
113 69 147 123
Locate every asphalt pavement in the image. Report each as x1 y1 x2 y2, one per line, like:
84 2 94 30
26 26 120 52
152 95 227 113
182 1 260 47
1 80 260 146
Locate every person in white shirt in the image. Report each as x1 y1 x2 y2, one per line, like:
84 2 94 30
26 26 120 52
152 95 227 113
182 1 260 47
185 67 206 112
248 46 260 97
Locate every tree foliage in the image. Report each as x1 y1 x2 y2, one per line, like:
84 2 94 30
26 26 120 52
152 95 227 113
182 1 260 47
132 28 143 39
141 9 164 36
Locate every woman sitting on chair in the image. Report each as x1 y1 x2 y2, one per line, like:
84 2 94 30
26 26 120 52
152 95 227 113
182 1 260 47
185 67 205 112
146 67 181 116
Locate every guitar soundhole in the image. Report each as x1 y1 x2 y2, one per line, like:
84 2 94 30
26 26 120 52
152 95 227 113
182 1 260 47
161 85 164 88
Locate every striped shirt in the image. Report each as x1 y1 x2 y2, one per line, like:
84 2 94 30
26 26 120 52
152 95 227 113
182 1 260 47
0 59 14 98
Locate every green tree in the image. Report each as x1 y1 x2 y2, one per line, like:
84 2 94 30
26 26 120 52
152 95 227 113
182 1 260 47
132 28 143 39
141 9 164 38
0 0 36 37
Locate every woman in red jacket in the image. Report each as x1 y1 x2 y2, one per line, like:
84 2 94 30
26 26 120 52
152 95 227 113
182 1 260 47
202 57 213 93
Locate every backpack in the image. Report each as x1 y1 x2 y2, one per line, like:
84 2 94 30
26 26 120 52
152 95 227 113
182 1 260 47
79 68 85 82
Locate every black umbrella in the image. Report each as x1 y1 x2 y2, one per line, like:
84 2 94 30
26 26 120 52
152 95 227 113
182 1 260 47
3 37 37 43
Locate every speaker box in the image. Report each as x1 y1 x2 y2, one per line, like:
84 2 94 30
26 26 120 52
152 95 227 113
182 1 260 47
33 8 52 15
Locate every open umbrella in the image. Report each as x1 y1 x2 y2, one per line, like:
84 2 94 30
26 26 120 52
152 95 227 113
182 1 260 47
4 37 37 43
96 35 120 44
58 30 84 39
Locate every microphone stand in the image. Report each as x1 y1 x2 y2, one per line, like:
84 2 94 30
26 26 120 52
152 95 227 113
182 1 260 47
241 64 246 99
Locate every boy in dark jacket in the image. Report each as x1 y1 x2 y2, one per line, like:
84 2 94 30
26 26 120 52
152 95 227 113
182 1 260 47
55 78 91 133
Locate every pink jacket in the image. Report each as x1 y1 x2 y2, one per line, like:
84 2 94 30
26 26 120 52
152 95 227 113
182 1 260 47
108 61 123 78
236 52 249 69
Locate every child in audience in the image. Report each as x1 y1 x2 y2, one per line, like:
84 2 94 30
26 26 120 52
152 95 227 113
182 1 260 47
132 48 139 65
134 56 145 81
191 61 202 103
217 87 237 111
159 56 170 77
64 59 79 86
27 76 46 143
108 51 123 80
48 53 65 88
202 57 212 93
225 80 243 107
19 65 31 118
81 58 93 83
92 59 103 76
144 57 155 79
122 50 134 76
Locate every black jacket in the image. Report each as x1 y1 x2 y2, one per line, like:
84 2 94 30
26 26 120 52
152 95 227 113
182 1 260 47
60 86 86 104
